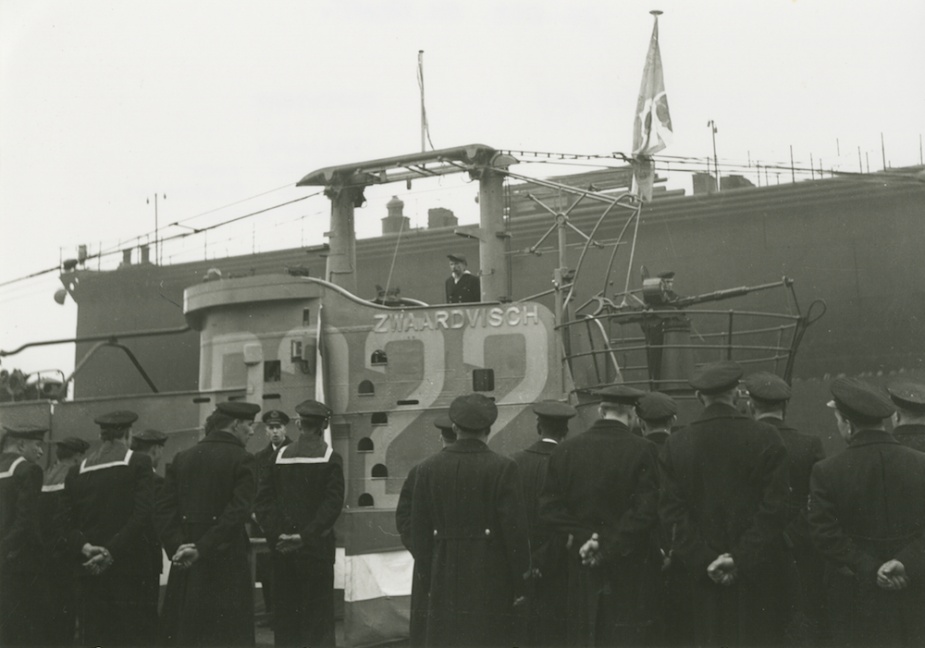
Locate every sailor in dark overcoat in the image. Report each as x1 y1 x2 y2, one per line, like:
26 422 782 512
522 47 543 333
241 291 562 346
637 391 692 646
255 399 345 648
658 362 791 647
61 410 155 648
445 253 480 304
0 424 46 647
887 381 925 453
131 428 169 643
512 400 576 648
251 409 292 625
808 378 925 647
157 401 259 647
411 394 530 647
745 371 828 644
540 385 661 647
395 415 456 647
37 436 89 647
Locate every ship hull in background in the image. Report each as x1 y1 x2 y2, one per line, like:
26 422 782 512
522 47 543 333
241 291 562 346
60 167 925 453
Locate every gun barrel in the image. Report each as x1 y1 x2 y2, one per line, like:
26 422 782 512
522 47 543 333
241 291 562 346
675 278 790 308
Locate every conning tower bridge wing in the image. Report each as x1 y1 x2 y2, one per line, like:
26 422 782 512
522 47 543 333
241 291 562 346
298 144 517 302
296 144 507 189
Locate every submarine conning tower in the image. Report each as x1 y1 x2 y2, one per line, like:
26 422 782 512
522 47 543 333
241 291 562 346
296 144 517 302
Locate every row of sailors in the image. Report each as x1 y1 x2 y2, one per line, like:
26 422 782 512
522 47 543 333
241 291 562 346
395 362 925 648
0 398 344 648
2 360 925 647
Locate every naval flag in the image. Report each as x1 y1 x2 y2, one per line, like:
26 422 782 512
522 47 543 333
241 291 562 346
314 304 331 447
632 12 672 201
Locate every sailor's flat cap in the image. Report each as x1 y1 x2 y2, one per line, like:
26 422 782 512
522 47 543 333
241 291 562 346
449 394 498 431
294 399 332 420
592 385 646 405
636 392 678 421
447 253 467 264
55 436 90 453
262 410 291 425
94 410 138 428
433 415 454 432
132 429 168 445
531 400 578 421
887 382 925 413
744 372 792 403
827 377 894 421
690 361 743 395
2 424 48 440
216 401 261 421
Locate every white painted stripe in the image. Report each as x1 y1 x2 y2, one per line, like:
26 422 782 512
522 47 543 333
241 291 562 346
343 550 413 603
334 546 346 590
41 483 65 493
275 445 333 464
0 456 25 479
80 449 134 474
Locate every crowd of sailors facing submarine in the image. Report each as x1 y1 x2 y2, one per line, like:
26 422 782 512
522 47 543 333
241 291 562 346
2 364 925 646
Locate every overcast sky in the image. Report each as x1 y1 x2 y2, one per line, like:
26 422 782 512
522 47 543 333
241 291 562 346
1 0 923 377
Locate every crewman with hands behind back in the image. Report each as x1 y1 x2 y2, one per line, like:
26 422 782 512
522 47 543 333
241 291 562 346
255 399 345 648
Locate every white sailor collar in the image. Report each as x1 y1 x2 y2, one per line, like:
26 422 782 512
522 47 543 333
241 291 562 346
80 447 133 474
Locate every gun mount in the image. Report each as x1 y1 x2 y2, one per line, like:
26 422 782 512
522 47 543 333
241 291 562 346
561 276 826 397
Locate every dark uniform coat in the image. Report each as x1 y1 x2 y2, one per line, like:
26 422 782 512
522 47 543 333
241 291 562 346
254 438 292 486
251 437 291 615
138 470 165 641
0 452 44 646
540 419 661 646
641 433 694 647
808 430 925 647
512 439 569 647
644 430 670 446
762 416 828 643
445 272 480 304
62 445 155 647
38 462 80 646
411 437 530 647
395 463 428 646
893 422 925 453
759 417 826 541
658 403 790 647
157 431 256 647
255 434 344 648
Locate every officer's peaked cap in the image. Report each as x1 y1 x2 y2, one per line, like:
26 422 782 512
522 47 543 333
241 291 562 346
216 401 261 421
690 361 743 395
132 429 168 445
449 394 498 431
827 377 894 421
294 399 332 420
531 400 578 421
94 410 138 429
262 409 291 425
447 253 467 264
744 372 791 403
593 384 646 405
55 436 90 453
2 424 48 440
887 382 925 414
636 392 678 421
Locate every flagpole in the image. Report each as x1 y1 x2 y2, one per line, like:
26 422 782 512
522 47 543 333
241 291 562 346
631 9 670 203
418 50 425 153
314 304 331 447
